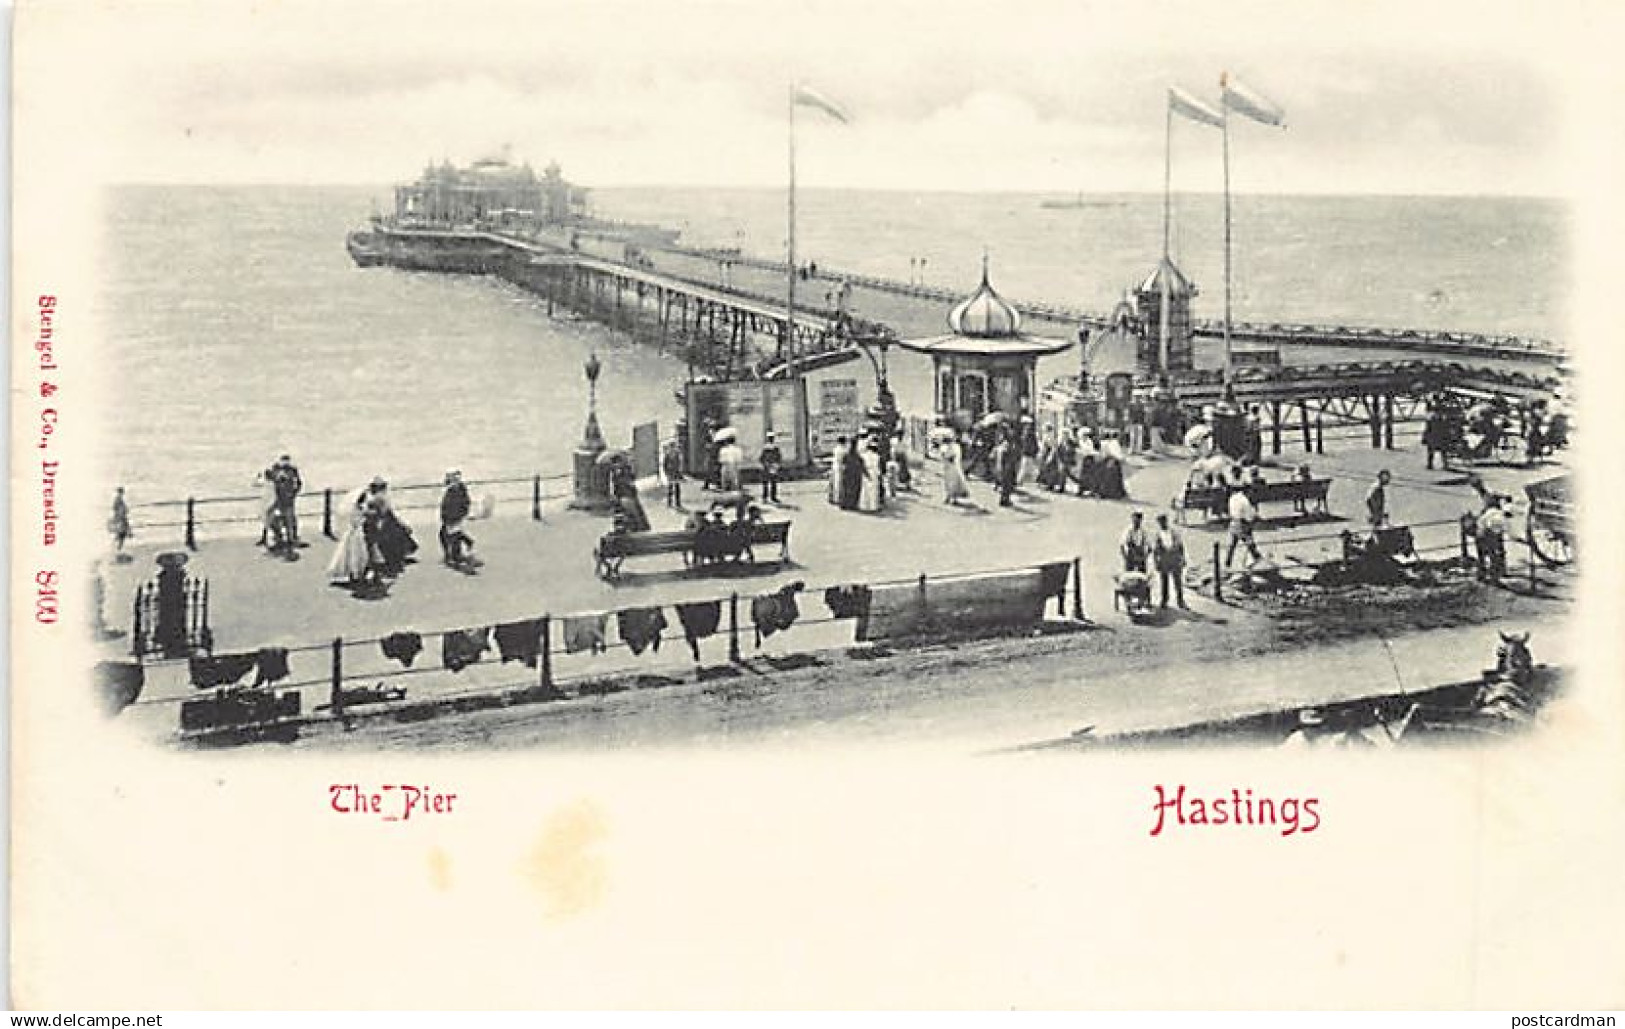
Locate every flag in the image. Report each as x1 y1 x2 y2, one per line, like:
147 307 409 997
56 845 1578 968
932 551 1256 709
1168 86 1224 128
792 83 851 124
1221 73 1286 128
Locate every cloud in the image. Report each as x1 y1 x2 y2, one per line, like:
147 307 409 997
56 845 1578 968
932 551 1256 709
44 0 1572 195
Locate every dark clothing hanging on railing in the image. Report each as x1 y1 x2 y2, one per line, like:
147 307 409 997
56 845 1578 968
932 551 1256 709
442 627 491 672
616 607 668 656
494 619 546 668
380 632 424 668
675 601 722 661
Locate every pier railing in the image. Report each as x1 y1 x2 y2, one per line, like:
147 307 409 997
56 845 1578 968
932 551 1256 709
641 239 1563 357
121 470 577 552
113 554 1089 743
121 499 1573 745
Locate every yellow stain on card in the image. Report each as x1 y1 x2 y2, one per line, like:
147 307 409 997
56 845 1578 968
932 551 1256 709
522 799 609 918
427 846 452 892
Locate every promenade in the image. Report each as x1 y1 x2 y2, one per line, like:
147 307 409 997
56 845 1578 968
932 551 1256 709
99 434 1573 747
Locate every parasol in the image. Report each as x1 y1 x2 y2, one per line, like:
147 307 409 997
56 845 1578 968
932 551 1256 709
976 412 1010 429
1193 455 1231 479
712 426 738 443
596 448 631 466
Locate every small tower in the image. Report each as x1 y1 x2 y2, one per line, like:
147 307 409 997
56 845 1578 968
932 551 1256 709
1132 257 1198 373
899 255 1072 428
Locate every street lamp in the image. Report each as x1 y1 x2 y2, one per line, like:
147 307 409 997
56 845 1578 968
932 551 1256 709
572 351 610 509
850 320 900 470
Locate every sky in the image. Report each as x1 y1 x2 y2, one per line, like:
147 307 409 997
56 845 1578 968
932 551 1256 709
16 0 1615 196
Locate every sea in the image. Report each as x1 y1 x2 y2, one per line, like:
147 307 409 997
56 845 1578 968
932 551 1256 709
97 185 1568 504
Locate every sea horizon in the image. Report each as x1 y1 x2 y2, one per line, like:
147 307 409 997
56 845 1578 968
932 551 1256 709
104 181 1572 203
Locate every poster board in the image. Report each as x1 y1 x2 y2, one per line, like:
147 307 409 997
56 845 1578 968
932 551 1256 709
811 377 863 456
684 378 810 472
630 420 660 479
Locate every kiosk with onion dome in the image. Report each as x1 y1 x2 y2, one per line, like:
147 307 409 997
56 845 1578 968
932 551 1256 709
899 256 1073 431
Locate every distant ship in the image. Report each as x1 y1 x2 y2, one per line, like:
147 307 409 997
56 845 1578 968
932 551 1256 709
346 153 680 268
1039 193 1125 210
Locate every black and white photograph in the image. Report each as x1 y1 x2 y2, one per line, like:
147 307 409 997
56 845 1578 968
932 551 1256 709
9 0 1624 1010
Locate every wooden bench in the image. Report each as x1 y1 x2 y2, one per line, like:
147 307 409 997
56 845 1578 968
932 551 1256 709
1175 478 1332 524
594 520 792 580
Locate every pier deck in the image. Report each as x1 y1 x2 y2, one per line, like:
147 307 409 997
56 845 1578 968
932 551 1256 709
101 435 1572 747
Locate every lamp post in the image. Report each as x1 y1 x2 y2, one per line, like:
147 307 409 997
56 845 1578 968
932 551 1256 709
571 352 611 510
853 322 899 472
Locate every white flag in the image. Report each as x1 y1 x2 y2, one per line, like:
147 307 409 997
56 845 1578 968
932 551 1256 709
1221 73 1286 128
1168 86 1224 128
792 83 851 124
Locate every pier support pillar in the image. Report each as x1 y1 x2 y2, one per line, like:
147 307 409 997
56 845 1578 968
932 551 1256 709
1383 394 1395 449
1270 401 1283 456
1299 401 1312 451
1368 394 1382 449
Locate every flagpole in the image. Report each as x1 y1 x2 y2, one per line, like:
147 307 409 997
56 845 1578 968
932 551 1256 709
1221 72 1233 383
787 82 798 366
1162 95 1172 262
1160 96 1172 374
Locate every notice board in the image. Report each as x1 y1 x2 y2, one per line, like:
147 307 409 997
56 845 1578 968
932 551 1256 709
684 378 810 471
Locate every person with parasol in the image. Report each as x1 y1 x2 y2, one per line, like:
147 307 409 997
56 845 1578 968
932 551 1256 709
714 426 744 494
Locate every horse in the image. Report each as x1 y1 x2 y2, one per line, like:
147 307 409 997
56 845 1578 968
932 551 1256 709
1494 630 1534 685
1474 631 1536 721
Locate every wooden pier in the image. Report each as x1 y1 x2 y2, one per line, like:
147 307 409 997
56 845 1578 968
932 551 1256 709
353 223 1568 437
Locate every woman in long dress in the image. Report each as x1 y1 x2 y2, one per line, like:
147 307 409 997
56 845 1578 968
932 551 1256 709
368 482 417 575
827 437 847 506
858 442 883 512
838 436 864 510
1017 419 1040 486
941 437 971 505
609 459 650 532
256 472 277 547
326 487 373 586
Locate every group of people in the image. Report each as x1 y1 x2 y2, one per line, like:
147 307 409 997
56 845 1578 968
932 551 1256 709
326 476 420 590
1118 509 1189 610
693 422 783 505
1422 395 1571 470
326 470 486 591
1035 425 1129 500
934 416 1130 509
987 420 1038 508
684 496 768 565
1184 456 1270 568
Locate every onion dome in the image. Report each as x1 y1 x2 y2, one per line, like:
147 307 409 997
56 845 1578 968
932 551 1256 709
949 255 1023 338
900 253 1073 358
